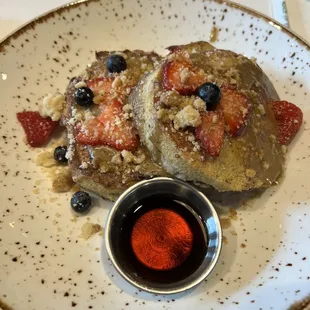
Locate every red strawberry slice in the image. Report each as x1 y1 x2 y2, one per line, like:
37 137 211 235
87 77 115 105
76 100 138 151
271 100 303 145
88 77 114 95
195 110 225 157
17 111 58 147
218 86 249 137
162 54 206 95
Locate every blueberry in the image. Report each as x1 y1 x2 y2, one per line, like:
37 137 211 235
71 191 92 213
197 82 221 111
74 87 94 107
54 146 68 164
107 55 127 73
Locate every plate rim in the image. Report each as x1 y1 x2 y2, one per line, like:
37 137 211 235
0 0 309 52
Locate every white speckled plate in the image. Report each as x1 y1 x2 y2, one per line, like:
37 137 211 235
0 0 310 309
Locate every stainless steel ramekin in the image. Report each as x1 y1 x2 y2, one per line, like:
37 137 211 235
104 177 222 295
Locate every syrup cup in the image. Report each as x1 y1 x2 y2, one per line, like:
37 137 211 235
105 177 222 295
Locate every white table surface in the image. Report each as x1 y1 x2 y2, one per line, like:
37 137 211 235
0 0 309 43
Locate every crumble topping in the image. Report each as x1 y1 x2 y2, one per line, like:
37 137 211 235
257 104 266 115
174 105 201 130
36 147 74 194
187 134 201 152
111 153 122 165
74 81 87 89
36 150 57 167
159 90 180 107
122 104 132 113
80 222 103 240
93 94 104 104
40 92 65 121
121 150 146 164
66 132 75 161
156 108 171 122
193 98 206 111
212 114 218 123
79 162 89 169
157 91 205 129
52 168 73 192
112 76 122 89
123 113 133 120
120 75 127 84
99 162 109 173
245 169 257 178
269 134 277 142
71 107 83 121
122 103 133 120
224 68 240 85
180 67 191 84
151 56 160 67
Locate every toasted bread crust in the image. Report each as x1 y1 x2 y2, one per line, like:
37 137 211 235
130 41 284 192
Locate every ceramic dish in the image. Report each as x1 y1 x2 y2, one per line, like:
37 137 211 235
0 0 309 309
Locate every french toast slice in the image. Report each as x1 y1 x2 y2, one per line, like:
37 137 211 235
130 41 285 192
63 50 167 201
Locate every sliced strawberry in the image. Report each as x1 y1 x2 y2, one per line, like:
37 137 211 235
88 77 114 95
87 77 115 105
271 100 303 145
218 86 249 137
17 111 58 147
97 100 123 124
76 100 138 151
162 54 206 95
87 77 133 106
195 111 225 157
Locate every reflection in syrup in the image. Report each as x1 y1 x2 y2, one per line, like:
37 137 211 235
118 195 208 284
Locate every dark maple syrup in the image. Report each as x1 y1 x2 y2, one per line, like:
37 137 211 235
115 194 208 284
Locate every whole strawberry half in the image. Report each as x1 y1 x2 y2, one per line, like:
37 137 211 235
17 111 58 147
271 100 303 145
